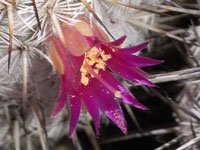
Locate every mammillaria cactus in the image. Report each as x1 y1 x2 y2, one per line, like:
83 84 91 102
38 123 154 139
0 1 163 149
0 0 200 150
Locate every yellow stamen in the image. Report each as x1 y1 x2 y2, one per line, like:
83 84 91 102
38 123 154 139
87 59 96 66
100 51 111 61
95 63 105 70
81 73 89 86
85 63 122 99
80 46 111 86
80 66 88 73
114 91 122 98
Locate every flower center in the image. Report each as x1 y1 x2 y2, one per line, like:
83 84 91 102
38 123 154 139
80 47 111 86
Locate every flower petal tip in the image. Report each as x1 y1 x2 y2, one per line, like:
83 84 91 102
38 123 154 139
68 132 73 139
50 110 58 118
144 41 150 46
121 127 128 135
94 126 100 138
135 104 149 111
157 60 165 65
69 125 77 138
143 106 150 111
155 85 160 88
96 133 100 139
109 35 127 46
145 81 159 87
50 106 61 117
50 114 55 118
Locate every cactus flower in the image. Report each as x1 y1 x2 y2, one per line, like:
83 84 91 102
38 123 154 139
48 19 163 137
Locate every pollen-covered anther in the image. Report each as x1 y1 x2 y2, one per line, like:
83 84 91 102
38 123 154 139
95 59 105 70
80 47 111 86
114 91 122 98
112 48 116 52
80 67 89 86
99 50 111 61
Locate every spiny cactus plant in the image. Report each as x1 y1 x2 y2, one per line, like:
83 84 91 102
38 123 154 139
1 0 200 150
0 0 163 149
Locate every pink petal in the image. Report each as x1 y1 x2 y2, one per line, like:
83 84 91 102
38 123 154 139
68 54 84 88
51 75 68 117
108 36 127 46
100 70 149 110
79 83 100 136
51 37 82 116
53 37 76 87
92 79 127 134
132 67 150 78
116 41 150 54
69 54 85 74
107 57 156 87
113 52 164 67
69 90 81 137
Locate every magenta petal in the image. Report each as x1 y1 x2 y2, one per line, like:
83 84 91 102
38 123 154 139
100 70 149 110
92 80 127 134
108 36 127 46
51 75 68 117
69 54 85 74
107 57 156 87
80 84 100 136
99 93 127 134
116 41 150 54
69 90 81 137
118 85 149 110
69 54 84 88
51 37 80 116
113 53 164 67
53 37 77 88
132 67 150 78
